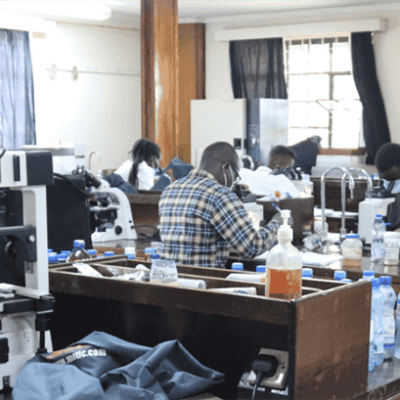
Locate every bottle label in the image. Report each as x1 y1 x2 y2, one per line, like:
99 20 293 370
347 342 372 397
371 247 384 260
150 266 178 285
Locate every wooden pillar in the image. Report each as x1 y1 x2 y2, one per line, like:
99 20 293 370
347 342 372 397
178 24 205 163
141 0 179 167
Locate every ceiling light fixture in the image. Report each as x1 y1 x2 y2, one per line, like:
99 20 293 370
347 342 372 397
0 1 112 21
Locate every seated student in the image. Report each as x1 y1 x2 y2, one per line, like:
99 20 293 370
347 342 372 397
158 141 279 268
266 145 297 173
115 138 162 190
375 143 400 230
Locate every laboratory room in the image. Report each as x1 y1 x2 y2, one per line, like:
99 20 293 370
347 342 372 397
2 0 400 399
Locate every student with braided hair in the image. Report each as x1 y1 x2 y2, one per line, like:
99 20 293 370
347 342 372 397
115 138 162 190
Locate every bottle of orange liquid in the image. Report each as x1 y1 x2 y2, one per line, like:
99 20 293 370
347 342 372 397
266 210 302 301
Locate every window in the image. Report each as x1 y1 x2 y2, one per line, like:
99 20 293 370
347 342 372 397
284 36 363 150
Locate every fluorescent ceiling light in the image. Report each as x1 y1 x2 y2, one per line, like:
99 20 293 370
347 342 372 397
0 1 112 21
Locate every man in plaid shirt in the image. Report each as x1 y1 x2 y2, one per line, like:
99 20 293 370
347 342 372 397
159 142 279 268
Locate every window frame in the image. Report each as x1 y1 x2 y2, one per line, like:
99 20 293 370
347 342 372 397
284 34 364 154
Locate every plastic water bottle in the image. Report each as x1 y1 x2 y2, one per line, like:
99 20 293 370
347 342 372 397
394 294 400 359
66 240 91 262
369 319 375 372
334 270 346 281
256 265 266 283
371 214 386 263
124 247 136 260
302 268 313 278
371 278 385 366
150 259 179 286
380 276 396 359
232 262 244 271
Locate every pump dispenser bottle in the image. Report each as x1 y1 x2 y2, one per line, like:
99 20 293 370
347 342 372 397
266 210 302 300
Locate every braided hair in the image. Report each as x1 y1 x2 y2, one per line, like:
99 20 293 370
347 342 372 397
128 139 161 188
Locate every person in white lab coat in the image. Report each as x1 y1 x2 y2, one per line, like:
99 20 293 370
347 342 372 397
115 139 161 190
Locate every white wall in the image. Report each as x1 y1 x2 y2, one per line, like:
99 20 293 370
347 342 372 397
30 23 141 173
205 7 400 155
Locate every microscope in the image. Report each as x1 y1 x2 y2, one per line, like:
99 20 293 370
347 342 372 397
0 150 54 390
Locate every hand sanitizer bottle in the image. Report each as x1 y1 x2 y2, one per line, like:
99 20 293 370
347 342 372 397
266 210 302 300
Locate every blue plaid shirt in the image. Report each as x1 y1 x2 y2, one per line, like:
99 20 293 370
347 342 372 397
158 169 279 268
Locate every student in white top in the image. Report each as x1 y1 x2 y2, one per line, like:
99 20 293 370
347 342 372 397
115 139 161 190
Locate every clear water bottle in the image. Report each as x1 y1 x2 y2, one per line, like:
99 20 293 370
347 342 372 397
371 278 385 366
256 265 266 283
369 319 375 372
66 240 91 262
371 214 386 263
380 276 396 359
150 259 179 286
394 294 400 359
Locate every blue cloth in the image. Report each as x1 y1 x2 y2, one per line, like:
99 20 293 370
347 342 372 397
103 173 139 194
0 29 35 149
164 157 194 180
13 331 224 400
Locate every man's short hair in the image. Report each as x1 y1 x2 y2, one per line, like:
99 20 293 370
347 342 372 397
200 142 239 170
269 145 297 161
375 143 400 172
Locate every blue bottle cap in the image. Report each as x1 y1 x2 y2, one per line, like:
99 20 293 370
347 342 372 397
145 247 156 254
232 262 244 271
58 257 67 263
48 255 58 264
256 265 266 273
334 270 346 280
302 268 313 278
375 214 383 219
47 249 53 253
363 270 375 278
104 251 115 257
379 276 392 285
61 250 71 255
87 249 97 256
150 254 161 260
346 234 360 239
371 278 380 287
73 240 85 248
126 254 136 260
341 279 353 283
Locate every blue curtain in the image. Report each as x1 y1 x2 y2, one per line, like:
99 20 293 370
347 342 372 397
229 38 287 99
0 29 36 149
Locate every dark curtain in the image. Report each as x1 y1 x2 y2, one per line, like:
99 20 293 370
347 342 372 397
229 38 287 99
351 32 390 165
0 29 36 149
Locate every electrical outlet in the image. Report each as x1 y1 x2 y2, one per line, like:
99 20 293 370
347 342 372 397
247 348 289 390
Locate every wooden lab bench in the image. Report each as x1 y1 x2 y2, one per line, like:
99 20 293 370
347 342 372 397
49 257 370 399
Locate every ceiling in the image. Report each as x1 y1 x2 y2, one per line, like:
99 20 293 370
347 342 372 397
0 0 400 26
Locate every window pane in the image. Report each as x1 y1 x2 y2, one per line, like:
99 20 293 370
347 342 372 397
309 43 330 72
308 102 329 127
289 102 308 127
288 75 308 100
288 44 309 73
334 75 359 100
331 111 361 148
308 74 329 100
332 42 352 72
